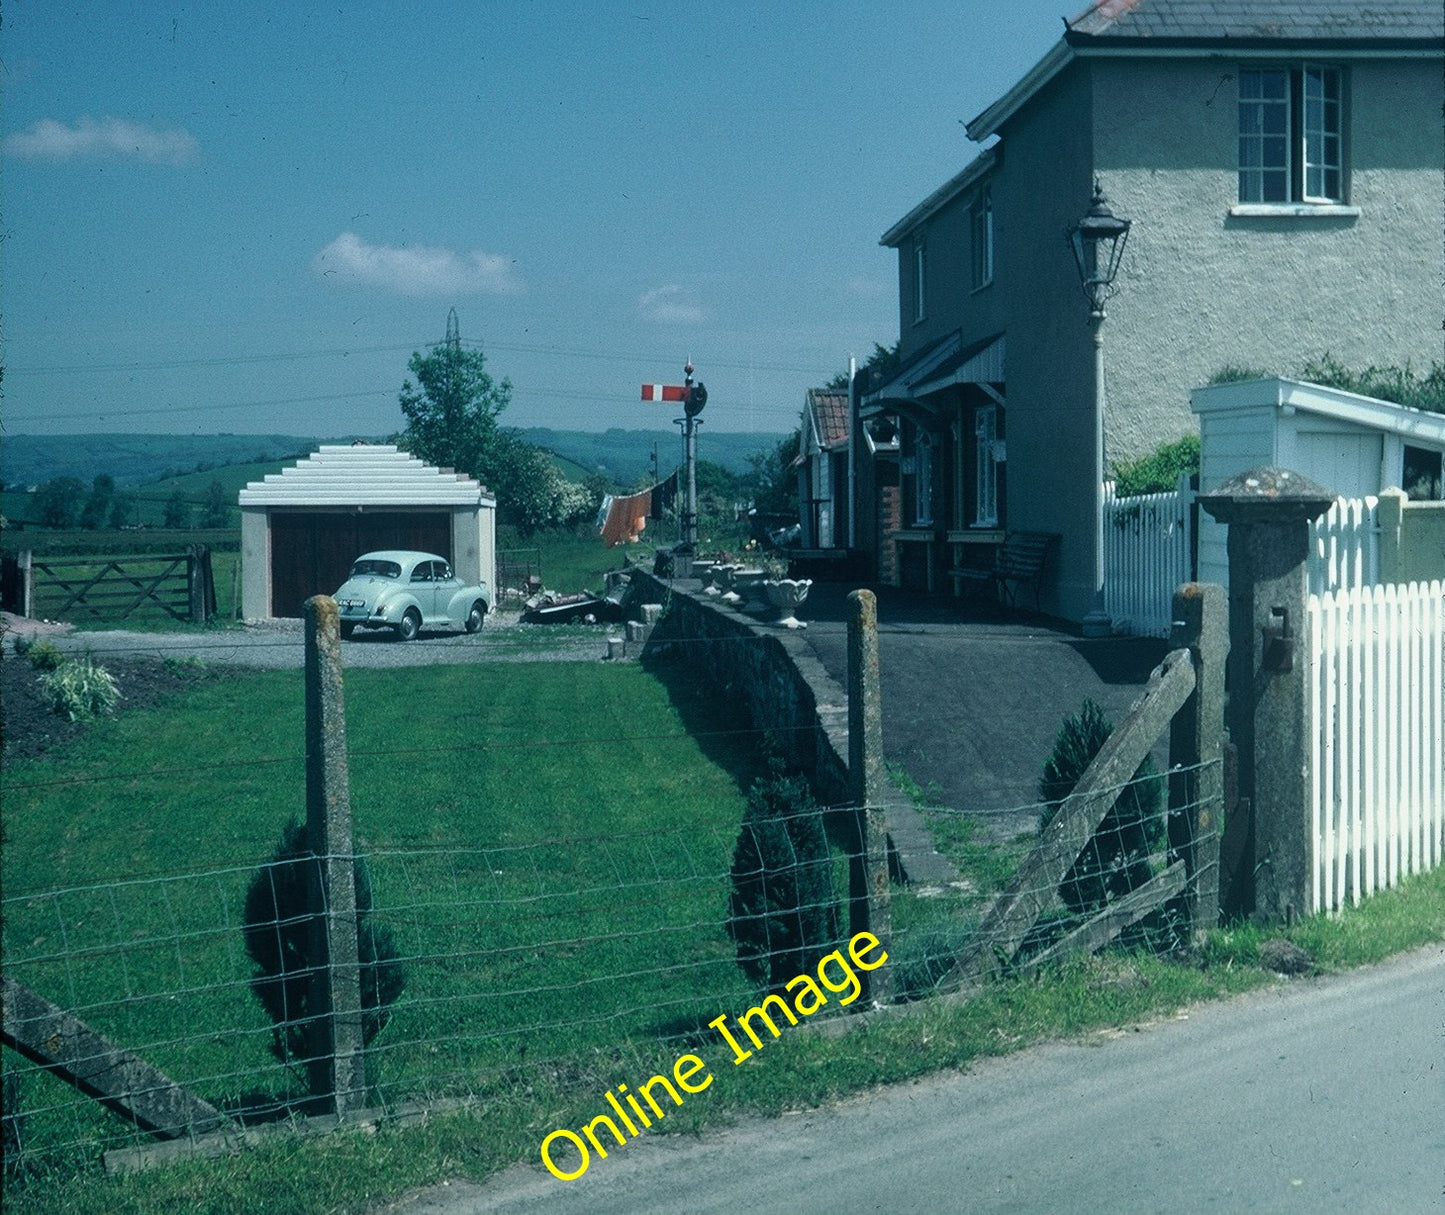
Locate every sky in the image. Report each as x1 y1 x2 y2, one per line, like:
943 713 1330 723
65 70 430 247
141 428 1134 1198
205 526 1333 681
2 1 1077 439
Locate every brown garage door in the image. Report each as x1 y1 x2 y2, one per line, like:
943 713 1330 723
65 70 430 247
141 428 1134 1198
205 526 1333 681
269 511 452 617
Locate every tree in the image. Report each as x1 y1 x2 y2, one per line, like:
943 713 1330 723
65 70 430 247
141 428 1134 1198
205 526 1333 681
825 341 901 393
397 339 512 478
744 431 801 519
1037 699 1164 917
36 478 84 529
79 474 116 530
163 489 191 528
242 820 406 1068
726 766 839 992
108 491 136 530
201 479 230 528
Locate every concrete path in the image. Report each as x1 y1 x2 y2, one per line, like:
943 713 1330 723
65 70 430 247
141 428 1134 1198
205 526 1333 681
382 942 1445 1215
797 585 1169 840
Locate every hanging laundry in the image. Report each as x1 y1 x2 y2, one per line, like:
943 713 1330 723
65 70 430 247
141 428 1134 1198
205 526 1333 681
649 469 679 520
600 490 651 546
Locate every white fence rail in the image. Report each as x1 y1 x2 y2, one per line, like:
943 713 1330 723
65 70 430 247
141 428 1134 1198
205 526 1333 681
1307 579 1445 914
1309 495 1380 595
1103 475 1194 639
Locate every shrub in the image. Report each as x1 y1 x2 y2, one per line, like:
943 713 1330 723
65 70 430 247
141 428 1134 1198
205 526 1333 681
241 820 406 1068
726 767 839 991
1038 699 1164 917
17 637 66 672
39 657 120 721
1111 434 1199 497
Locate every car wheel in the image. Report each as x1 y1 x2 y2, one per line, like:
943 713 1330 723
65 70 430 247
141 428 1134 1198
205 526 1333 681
396 609 421 642
465 602 486 634
340 622 356 639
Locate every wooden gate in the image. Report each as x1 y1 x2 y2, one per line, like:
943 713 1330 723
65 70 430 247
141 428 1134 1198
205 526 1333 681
946 584 1226 986
13 548 216 624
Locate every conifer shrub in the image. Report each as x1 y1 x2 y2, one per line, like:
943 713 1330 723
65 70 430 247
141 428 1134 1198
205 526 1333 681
1038 699 1164 917
726 766 839 991
242 820 406 1068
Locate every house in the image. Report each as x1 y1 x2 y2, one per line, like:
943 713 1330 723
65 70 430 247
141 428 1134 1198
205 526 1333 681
795 388 851 551
1192 375 1445 588
860 0 1444 623
238 444 497 619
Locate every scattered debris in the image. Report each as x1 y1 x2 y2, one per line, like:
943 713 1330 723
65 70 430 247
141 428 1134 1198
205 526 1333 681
520 590 624 625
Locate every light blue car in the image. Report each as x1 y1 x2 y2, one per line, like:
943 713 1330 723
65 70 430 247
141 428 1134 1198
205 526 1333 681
333 550 491 641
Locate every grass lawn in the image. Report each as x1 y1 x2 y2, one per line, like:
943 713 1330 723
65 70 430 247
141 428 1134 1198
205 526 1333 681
2 656 772 1190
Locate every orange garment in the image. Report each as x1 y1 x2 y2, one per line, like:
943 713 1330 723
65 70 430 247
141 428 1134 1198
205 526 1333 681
601 490 651 547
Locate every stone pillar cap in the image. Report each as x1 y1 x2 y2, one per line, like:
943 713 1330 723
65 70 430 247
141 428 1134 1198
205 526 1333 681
1198 466 1335 524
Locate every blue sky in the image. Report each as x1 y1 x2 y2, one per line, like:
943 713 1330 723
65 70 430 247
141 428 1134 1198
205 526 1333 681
3 1 1074 439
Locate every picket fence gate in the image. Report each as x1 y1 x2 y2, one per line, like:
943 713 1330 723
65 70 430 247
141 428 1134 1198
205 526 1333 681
1307 579 1445 913
1102 475 1194 639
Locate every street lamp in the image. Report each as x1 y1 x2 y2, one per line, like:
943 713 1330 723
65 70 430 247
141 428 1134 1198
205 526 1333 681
1068 179 1131 637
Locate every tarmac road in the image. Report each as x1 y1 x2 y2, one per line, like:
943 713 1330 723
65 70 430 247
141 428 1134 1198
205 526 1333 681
384 943 1445 1215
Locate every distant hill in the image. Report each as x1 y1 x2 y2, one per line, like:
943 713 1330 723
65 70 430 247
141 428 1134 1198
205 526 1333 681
0 433 341 490
2 428 787 493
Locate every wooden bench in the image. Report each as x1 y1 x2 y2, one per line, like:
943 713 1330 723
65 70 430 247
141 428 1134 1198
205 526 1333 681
952 530 1059 609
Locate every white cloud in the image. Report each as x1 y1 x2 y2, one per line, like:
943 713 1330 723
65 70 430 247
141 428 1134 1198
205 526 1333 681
3 116 198 164
638 285 705 325
312 233 523 297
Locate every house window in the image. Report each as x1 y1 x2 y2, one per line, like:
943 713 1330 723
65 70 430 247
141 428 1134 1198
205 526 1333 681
970 186 994 289
913 237 927 323
974 406 998 527
906 428 934 526
1238 65 1344 204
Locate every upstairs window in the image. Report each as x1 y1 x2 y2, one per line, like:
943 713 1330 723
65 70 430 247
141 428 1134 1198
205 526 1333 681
1238 65 1344 204
913 237 927 323
970 186 994 289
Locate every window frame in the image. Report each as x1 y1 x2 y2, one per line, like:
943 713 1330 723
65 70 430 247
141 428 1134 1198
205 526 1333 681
1238 63 1346 206
973 405 999 528
969 185 994 291
912 236 927 324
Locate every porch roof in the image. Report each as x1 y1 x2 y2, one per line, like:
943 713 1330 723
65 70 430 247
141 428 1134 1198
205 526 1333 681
861 331 1005 417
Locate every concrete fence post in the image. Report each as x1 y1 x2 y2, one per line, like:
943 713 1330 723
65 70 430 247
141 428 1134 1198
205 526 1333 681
303 594 366 1117
1199 468 1334 923
847 589 893 1002
1167 582 1226 942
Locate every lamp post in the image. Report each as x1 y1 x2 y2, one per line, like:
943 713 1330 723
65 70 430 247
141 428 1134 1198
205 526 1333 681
1068 179 1131 638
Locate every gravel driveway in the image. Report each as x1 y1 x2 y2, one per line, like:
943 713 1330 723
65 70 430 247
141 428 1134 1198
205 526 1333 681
1 611 617 669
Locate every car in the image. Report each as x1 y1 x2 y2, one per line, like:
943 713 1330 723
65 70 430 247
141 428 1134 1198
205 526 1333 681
332 551 491 641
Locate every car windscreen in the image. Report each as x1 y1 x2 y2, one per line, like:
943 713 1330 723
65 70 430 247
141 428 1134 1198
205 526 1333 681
350 560 402 579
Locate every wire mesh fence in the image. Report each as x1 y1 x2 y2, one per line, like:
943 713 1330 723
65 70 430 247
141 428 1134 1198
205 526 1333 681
3 760 1218 1174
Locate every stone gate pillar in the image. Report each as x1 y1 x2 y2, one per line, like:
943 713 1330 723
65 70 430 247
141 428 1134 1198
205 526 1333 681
1198 468 1334 923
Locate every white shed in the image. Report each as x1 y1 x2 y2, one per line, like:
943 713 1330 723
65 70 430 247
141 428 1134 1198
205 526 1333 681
239 444 497 619
1192 378 1445 588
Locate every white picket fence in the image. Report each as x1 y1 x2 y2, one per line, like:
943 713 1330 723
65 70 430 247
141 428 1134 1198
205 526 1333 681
1106 486 1382 637
1309 495 1380 595
1307 580 1445 913
1102 475 1193 638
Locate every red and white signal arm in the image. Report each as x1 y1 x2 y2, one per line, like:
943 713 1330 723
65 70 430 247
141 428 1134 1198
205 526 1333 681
641 384 688 402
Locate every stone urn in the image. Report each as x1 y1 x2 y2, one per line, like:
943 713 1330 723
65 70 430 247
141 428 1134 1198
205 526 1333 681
728 568 767 608
763 578 813 628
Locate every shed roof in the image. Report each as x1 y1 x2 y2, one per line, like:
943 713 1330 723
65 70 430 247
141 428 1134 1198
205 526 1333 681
238 444 497 508
1191 377 1445 448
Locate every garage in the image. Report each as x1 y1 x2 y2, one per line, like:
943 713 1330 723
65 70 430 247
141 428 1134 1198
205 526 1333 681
239 444 497 620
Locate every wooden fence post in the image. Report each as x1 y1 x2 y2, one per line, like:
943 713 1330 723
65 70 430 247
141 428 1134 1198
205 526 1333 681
187 545 216 623
1167 583 1226 943
847 589 892 1003
20 549 33 619
303 595 366 1118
